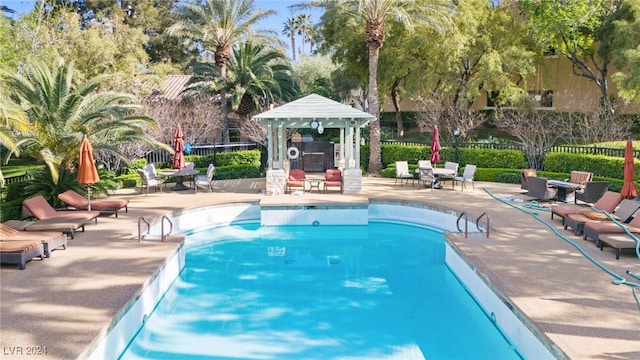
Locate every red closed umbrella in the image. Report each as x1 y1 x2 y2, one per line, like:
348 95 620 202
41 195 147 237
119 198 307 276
621 139 638 199
172 124 185 170
78 135 100 211
430 126 441 165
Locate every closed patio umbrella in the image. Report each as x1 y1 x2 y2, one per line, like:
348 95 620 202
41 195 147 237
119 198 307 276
78 135 100 211
621 139 638 199
430 126 441 165
172 124 185 170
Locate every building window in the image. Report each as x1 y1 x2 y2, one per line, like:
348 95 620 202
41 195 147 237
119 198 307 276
530 90 553 108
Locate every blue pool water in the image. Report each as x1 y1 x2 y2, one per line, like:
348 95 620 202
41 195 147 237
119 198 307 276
119 222 522 360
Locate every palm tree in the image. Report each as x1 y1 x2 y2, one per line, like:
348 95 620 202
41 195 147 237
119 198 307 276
293 0 452 174
0 58 163 184
166 0 277 144
296 14 312 56
187 42 300 129
282 17 298 61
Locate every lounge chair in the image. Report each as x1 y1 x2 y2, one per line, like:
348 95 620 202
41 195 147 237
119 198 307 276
583 209 640 245
526 176 558 201
58 190 129 218
520 169 537 190
562 198 640 236
0 240 44 270
4 218 87 239
394 161 414 186
0 223 67 258
194 164 216 193
597 233 640 260
286 169 306 193
551 191 622 224
23 195 100 223
574 181 609 204
323 169 343 193
454 164 477 191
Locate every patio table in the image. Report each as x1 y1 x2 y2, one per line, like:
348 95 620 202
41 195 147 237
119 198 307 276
547 180 582 203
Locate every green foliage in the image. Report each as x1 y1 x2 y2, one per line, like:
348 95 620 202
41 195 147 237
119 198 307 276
496 172 521 184
380 144 430 166
543 152 634 180
0 198 23 222
23 168 83 208
214 165 262 180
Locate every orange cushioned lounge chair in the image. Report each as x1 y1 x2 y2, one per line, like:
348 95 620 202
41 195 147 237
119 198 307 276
0 240 44 270
58 190 129 218
0 223 67 258
583 211 640 246
23 195 100 223
562 199 640 236
551 191 622 225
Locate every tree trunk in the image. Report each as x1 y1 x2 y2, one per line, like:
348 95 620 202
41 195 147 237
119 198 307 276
219 64 230 144
391 79 403 140
367 44 382 174
290 32 296 61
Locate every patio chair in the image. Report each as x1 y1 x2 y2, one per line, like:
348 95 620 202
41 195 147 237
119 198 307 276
520 169 537 191
286 169 306 194
137 168 163 195
574 181 609 204
58 190 129 218
395 161 414 186
563 198 640 236
583 207 640 246
526 176 558 201
0 223 67 258
194 164 215 193
439 162 459 189
418 167 435 188
0 240 44 270
323 169 343 193
551 191 622 224
454 164 477 191
566 170 593 186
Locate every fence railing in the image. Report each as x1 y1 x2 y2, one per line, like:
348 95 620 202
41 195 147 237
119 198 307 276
146 142 257 165
4 173 33 185
382 141 639 158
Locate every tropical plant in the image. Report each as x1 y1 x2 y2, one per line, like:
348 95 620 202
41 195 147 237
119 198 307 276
166 0 278 144
293 0 453 174
187 42 300 142
296 13 312 56
0 58 167 188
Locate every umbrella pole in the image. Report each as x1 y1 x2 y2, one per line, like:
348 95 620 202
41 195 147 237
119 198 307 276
86 186 92 211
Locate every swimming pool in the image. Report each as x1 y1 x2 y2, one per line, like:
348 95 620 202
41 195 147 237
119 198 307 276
119 222 516 359
82 202 556 359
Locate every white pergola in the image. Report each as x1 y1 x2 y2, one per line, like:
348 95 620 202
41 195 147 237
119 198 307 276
251 94 376 194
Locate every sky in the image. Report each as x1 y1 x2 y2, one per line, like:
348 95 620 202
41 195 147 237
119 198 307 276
3 0 323 58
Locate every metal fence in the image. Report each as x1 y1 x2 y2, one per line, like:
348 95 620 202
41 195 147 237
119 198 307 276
4 173 33 185
145 142 258 164
382 141 639 158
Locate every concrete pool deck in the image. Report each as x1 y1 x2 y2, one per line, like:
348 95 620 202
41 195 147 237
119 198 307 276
1 176 639 359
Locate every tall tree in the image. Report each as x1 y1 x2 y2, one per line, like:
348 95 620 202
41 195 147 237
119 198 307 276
166 0 277 144
293 0 452 174
0 58 165 183
282 17 298 60
296 13 312 56
518 0 628 119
